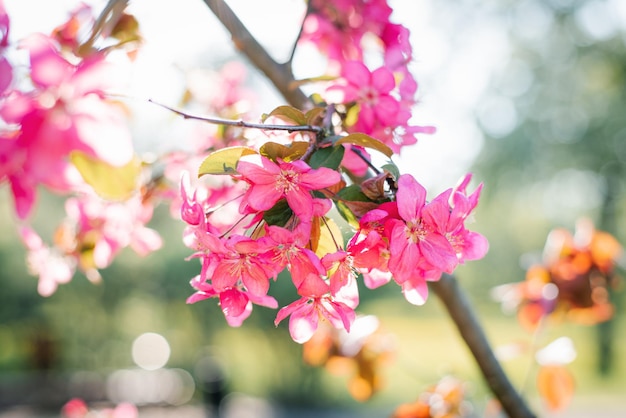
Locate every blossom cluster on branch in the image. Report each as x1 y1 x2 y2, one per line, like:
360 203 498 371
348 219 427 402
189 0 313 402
180 0 488 344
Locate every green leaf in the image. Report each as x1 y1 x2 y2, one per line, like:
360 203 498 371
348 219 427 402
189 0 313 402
336 133 394 158
336 184 370 201
335 185 379 226
198 146 258 177
70 151 140 200
263 199 293 227
266 105 307 125
308 145 345 170
381 162 400 180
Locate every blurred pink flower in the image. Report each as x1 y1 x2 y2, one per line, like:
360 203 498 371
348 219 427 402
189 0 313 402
0 33 132 218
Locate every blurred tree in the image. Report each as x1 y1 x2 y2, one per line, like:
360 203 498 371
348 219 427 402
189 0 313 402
473 0 626 375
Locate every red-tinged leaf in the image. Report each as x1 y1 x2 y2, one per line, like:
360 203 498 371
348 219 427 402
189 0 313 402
70 151 140 200
537 365 575 411
197 146 257 176
266 105 307 125
336 133 393 158
361 170 394 201
260 141 309 162
305 107 326 125
308 216 322 253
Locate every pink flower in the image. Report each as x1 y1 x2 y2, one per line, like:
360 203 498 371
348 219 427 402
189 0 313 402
300 0 392 67
187 276 277 327
275 295 355 344
446 174 489 262
387 174 458 305
326 61 400 135
196 233 278 297
261 224 327 289
322 251 355 296
237 155 340 219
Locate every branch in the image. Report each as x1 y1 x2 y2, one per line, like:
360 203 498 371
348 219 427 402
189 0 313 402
80 0 129 54
201 0 310 110
149 99 323 134
430 275 537 418
286 0 314 66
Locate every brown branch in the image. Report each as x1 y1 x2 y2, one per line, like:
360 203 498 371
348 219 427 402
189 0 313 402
148 99 323 134
80 0 129 55
431 275 537 418
201 0 309 110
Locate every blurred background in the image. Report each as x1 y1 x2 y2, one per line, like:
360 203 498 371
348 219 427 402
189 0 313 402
1 0 625 416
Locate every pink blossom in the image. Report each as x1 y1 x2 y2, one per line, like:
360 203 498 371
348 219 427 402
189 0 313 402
322 250 360 309
275 294 355 344
326 61 400 135
260 224 326 289
237 155 340 219
195 233 278 297
387 174 458 304
446 174 489 262
301 0 392 67
187 276 277 327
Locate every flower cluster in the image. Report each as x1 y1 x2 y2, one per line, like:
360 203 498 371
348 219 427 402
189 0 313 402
301 0 435 155
182 125 488 342
493 218 622 330
0 3 161 295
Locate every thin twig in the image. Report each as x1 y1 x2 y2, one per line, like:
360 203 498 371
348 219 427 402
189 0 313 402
431 275 537 418
149 99 323 134
286 0 315 66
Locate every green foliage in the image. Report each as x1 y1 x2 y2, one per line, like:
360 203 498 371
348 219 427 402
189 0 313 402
308 145 345 170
